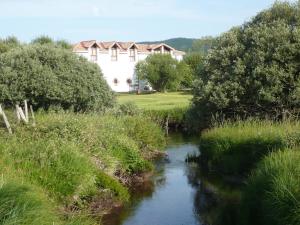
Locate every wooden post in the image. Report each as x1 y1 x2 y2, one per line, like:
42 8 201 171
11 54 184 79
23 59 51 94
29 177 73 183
24 100 29 122
0 105 12 134
30 105 36 126
16 105 28 124
165 115 169 136
16 105 21 123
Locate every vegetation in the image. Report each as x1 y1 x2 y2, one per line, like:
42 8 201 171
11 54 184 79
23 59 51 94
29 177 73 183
200 119 300 176
31 35 72 49
191 36 217 55
0 44 114 111
0 112 165 224
240 149 300 225
0 36 21 54
190 1 300 130
135 54 192 92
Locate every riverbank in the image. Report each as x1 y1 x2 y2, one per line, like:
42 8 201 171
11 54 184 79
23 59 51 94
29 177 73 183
0 112 165 225
199 119 300 225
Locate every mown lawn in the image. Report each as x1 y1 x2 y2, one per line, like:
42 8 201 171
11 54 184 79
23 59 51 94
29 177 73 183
117 92 192 110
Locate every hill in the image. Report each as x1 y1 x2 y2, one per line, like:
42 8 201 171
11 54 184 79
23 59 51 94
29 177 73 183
139 37 196 52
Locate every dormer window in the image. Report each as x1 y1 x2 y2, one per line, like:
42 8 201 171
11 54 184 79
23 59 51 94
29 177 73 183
91 45 97 61
129 47 136 62
111 46 118 61
154 47 162 54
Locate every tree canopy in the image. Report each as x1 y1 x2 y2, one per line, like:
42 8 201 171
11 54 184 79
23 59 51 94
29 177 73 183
135 54 191 92
190 1 300 129
0 44 115 111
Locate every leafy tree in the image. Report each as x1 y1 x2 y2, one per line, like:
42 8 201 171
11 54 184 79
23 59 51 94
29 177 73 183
31 35 54 45
0 36 21 54
0 44 115 111
183 53 205 87
191 36 217 55
135 54 189 92
190 1 300 129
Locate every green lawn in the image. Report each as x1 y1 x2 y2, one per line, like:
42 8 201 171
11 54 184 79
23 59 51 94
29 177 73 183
117 92 193 110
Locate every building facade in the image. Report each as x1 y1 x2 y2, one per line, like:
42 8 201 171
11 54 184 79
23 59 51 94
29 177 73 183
73 41 185 92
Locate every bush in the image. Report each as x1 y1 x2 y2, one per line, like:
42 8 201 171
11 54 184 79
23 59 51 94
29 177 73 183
240 149 300 225
0 44 115 111
191 2 300 130
200 120 300 175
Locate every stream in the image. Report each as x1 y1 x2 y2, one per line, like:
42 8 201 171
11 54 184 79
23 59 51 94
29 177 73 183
104 133 237 225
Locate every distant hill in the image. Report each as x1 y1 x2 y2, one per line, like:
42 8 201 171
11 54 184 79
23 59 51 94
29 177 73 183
139 38 196 52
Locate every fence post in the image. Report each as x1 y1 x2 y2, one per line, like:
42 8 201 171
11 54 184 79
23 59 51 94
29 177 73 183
0 104 12 134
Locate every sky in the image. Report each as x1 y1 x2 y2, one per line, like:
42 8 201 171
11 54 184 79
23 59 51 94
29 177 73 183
0 0 296 43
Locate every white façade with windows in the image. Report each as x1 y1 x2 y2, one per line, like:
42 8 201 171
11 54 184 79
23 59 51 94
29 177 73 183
73 41 185 92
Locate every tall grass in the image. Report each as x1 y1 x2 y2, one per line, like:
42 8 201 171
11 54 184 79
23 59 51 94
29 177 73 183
0 112 165 224
240 149 300 225
200 119 300 175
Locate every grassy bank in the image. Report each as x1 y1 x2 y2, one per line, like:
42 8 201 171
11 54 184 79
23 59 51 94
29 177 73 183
0 112 165 224
199 119 300 225
240 149 300 225
200 120 300 176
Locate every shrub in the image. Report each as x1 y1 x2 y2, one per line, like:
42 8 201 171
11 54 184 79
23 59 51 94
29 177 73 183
191 2 300 130
240 149 300 225
0 44 115 111
200 120 300 175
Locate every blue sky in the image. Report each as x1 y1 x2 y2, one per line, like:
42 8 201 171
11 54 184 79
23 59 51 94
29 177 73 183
0 0 296 43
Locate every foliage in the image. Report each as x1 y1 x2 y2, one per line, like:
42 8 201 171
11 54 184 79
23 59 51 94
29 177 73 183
0 44 115 111
183 52 205 87
191 1 300 130
31 36 72 49
0 112 165 224
0 36 21 54
191 36 217 54
199 119 300 175
240 149 300 225
135 54 190 92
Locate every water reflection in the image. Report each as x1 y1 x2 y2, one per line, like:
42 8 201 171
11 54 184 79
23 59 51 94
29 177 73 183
105 133 240 225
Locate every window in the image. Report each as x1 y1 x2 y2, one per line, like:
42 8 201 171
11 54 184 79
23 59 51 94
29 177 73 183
113 78 119 86
126 78 132 85
91 46 97 61
129 48 136 62
111 47 118 61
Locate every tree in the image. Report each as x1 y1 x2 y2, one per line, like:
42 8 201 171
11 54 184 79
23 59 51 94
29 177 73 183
0 44 115 111
183 53 205 87
31 35 54 45
191 36 217 55
190 1 300 130
135 54 189 92
0 36 21 54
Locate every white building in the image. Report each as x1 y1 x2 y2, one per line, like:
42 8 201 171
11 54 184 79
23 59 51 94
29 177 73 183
73 40 185 92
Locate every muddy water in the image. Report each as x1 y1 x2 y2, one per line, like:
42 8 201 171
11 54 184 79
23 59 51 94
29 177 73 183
105 134 229 225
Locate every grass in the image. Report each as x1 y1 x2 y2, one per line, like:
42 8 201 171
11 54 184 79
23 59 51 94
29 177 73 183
117 91 192 110
0 112 166 225
200 119 300 176
240 149 300 225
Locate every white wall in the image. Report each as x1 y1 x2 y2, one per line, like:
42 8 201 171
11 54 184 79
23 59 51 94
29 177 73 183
75 47 183 92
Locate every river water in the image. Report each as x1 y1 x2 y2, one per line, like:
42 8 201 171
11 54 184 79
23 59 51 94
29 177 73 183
105 134 228 225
